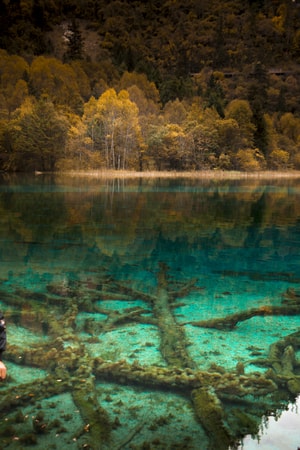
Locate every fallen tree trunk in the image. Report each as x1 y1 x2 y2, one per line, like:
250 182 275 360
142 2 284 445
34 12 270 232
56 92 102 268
92 357 277 398
185 304 300 330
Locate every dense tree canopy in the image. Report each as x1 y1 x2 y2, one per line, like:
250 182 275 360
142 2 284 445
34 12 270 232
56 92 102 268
0 0 300 172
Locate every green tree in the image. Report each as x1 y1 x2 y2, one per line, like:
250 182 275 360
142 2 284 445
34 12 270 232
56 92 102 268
159 75 194 105
13 97 69 171
147 123 189 170
247 62 269 153
204 74 225 118
63 19 84 62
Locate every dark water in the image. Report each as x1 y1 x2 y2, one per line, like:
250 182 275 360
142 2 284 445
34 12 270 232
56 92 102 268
0 173 300 449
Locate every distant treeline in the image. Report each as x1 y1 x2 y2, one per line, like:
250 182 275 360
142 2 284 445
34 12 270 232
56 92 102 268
0 0 300 171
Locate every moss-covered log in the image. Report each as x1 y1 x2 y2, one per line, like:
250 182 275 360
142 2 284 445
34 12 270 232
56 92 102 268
2 267 300 449
92 358 277 397
191 387 234 450
72 375 111 448
0 376 68 417
154 262 196 368
186 304 300 330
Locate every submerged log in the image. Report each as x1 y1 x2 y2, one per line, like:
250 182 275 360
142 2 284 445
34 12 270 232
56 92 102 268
92 358 277 398
154 262 196 368
72 375 111 448
95 306 155 330
191 387 234 450
264 330 300 395
2 266 300 449
186 304 300 330
214 269 300 283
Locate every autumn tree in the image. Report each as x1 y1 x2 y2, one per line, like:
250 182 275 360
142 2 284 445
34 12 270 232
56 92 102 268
83 88 143 169
0 50 29 117
119 71 161 106
186 123 219 169
29 56 84 113
163 99 188 126
184 101 220 169
225 99 256 149
59 113 102 171
234 148 266 171
147 123 189 170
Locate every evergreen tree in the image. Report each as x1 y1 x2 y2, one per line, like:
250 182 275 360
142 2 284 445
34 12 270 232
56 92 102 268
14 97 69 171
0 0 9 49
63 19 84 62
32 0 46 30
204 74 225 118
247 62 269 153
213 15 228 68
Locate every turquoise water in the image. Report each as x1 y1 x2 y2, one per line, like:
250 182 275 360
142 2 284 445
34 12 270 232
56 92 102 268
0 173 300 449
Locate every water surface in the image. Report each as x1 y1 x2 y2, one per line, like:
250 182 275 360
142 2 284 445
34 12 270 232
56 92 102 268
0 173 300 449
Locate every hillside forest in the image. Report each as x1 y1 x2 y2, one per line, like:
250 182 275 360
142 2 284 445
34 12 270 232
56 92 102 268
1 0 300 172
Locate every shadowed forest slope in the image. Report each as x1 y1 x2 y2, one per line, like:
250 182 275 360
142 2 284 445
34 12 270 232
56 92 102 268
0 0 300 171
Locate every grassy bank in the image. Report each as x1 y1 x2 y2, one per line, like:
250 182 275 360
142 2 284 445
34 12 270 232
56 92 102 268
55 170 300 180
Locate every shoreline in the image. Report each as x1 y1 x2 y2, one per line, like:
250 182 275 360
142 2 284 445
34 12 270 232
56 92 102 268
52 170 300 180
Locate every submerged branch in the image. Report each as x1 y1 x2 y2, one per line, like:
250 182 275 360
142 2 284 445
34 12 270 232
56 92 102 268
93 358 277 398
185 304 300 330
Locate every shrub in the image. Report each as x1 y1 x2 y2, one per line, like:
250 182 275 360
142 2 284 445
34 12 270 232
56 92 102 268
234 148 266 171
268 148 290 169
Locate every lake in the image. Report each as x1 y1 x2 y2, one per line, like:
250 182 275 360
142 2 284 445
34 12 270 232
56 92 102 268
0 172 300 449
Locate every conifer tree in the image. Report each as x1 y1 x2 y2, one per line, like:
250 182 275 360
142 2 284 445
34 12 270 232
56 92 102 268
63 19 84 62
247 62 270 154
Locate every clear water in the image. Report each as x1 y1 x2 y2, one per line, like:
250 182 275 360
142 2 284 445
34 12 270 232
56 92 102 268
0 173 300 449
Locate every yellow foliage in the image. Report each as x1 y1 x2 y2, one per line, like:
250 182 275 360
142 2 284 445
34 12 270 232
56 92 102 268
268 149 289 169
29 57 83 110
235 149 266 171
119 71 161 104
271 15 284 34
0 50 29 87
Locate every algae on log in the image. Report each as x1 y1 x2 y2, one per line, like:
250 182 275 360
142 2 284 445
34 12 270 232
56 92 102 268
2 267 300 449
154 262 197 369
186 304 300 330
191 387 234 450
92 358 277 397
0 376 68 414
151 262 235 444
72 378 111 448
263 330 300 395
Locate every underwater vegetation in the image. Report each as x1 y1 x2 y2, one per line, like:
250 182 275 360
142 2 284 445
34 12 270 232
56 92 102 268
1 261 300 449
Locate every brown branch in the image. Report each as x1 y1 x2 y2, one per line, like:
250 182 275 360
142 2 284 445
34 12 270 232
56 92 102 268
169 277 202 300
185 305 300 330
93 358 277 398
111 282 156 303
97 307 155 330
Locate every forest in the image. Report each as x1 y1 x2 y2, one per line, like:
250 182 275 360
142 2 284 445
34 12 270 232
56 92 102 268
0 0 300 172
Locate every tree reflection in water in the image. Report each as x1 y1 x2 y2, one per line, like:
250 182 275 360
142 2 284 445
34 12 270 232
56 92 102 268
0 173 300 449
